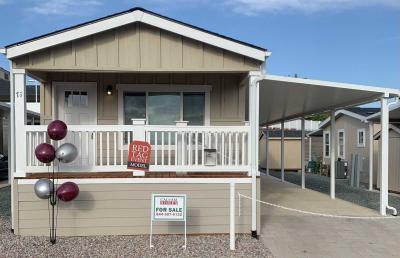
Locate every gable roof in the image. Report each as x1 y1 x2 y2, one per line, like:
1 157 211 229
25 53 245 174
373 124 400 140
2 7 270 61
319 107 379 129
367 102 400 122
344 107 380 117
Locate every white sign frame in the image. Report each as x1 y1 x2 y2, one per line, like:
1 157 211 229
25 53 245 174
150 194 187 249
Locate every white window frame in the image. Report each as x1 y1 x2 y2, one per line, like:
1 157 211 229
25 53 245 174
117 84 211 126
357 128 366 147
323 131 330 158
337 129 345 158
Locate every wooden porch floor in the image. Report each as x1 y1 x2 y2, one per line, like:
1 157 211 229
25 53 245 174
18 172 250 179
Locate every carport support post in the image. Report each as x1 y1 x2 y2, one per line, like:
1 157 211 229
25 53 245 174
368 122 374 191
265 127 269 176
301 118 305 189
330 110 336 199
380 96 389 215
249 72 260 238
281 121 285 182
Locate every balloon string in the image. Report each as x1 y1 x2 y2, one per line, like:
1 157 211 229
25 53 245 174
55 160 60 241
47 165 51 241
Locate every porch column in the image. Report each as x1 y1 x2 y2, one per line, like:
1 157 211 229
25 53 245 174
301 118 305 189
281 121 284 182
249 73 260 238
380 96 389 215
13 69 27 178
369 122 374 191
265 127 269 176
330 110 336 199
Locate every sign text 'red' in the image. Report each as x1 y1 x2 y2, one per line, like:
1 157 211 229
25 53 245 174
127 140 151 170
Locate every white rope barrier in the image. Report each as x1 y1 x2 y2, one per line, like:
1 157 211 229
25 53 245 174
238 193 397 220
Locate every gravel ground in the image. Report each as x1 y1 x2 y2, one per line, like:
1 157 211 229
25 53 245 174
269 170 400 212
0 187 273 258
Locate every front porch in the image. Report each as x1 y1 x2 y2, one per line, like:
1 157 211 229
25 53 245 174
24 124 251 174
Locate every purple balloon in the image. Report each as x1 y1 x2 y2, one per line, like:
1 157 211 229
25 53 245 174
35 143 56 163
56 182 79 202
47 120 67 141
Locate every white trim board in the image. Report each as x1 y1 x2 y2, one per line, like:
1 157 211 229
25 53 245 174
17 177 252 185
261 75 400 96
319 109 371 129
5 9 269 61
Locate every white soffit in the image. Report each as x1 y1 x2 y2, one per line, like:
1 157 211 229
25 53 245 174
5 9 269 61
259 75 400 125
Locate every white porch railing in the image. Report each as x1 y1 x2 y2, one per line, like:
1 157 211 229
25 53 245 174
25 125 250 173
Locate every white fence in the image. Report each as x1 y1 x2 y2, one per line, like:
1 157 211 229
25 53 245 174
25 125 251 173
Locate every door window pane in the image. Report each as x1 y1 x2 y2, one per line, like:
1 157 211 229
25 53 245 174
183 93 205 125
148 93 180 125
123 92 146 125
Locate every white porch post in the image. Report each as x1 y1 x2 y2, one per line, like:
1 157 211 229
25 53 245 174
369 122 374 191
265 127 269 176
14 69 27 178
249 73 260 237
380 96 389 215
330 110 336 199
308 136 312 162
301 118 305 189
281 121 284 182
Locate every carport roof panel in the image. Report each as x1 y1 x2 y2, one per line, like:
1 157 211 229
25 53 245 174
259 75 400 125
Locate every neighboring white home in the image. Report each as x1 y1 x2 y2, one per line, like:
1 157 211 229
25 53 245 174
1 7 399 241
318 108 380 186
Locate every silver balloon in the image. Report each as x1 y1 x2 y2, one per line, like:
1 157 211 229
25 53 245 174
56 143 78 163
34 178 54 199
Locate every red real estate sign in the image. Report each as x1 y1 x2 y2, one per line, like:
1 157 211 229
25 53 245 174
127 140 151 171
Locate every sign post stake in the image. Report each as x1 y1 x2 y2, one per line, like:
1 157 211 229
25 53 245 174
150 194 187 249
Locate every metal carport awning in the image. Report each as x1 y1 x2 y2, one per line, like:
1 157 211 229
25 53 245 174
254 74 400 216
258 75 399 125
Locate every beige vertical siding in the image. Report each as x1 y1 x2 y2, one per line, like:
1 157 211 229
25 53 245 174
12 23 261 72
376 130 400 192
259 137 302 170
14 180 260 236
323 115 371 184
40 72 247 126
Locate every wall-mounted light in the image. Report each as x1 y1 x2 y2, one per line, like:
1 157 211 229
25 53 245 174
106 85 113 96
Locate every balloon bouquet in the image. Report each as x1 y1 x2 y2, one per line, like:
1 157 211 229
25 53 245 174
33 120 79 244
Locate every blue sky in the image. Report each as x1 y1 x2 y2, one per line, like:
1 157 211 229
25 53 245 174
0 0 399 88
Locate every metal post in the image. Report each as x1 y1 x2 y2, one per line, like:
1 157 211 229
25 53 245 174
308 136 312 162
369 122 374 191
265 127 269 176
281 121 285 182
301 118 305 189
330 110 336 199
248 73 260 238
230 182 235 250
380 97 389 215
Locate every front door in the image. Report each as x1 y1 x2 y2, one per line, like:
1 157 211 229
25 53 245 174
56 83 97 168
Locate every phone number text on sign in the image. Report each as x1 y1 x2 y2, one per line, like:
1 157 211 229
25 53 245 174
152 195 186 221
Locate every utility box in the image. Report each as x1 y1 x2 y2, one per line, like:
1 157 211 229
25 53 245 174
335 160 348 179
204 149 217 166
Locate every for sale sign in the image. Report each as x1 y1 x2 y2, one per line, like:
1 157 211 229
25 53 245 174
151 194 186 221
127 140 151 170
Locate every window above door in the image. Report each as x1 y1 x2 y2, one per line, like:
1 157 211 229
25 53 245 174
118 84 211 126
